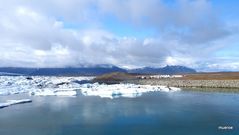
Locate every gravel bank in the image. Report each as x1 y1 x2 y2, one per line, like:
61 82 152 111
126 79 239 89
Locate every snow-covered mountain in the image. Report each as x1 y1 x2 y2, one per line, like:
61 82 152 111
128 65 196 74
0 66 127 76
0 65 196 76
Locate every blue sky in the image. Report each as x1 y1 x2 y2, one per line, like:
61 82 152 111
0 0 239 71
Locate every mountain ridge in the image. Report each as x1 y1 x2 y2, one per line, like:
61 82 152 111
0 65 196 76
128 65 197 75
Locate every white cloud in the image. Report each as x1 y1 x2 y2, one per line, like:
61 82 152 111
0 0 238 71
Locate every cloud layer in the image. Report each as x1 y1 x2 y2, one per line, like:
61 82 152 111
0 0 238 71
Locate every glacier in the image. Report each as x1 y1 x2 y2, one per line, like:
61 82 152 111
0 76 181 99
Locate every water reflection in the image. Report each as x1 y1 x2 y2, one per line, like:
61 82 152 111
0 91 238 135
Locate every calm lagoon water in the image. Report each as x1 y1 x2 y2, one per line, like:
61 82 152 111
0 90 238 135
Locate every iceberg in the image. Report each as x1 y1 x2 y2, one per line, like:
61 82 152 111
0 99 32 109
169 87 181 91
0 76 180 99
0 76 92 96
55 90 77 96
30 89 77 96
80 83 181 99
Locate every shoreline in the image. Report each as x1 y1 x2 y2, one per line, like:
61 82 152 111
126 79 239 92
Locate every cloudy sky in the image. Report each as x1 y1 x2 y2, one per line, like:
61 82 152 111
0 0 239 71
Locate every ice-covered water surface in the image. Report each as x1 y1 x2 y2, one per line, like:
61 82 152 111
0 76 180 99
0 76 93 96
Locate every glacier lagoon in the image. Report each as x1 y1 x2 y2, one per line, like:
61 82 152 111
0 76 238 135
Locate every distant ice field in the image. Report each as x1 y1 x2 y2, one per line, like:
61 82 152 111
0 76 180 98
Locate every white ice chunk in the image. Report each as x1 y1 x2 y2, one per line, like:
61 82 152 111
0 99 32 109
0 76 92 96
0 76 180 99
80 83 181 99
55 91 77 96
0 103 9 108
30 89 77 96
31 90 55 96
169 87 181 91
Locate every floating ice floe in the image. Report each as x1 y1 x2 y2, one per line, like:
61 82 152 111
0 76 92 96
0 99 32 109
0 76 181 98
80 83 181 99
30 89 77 97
